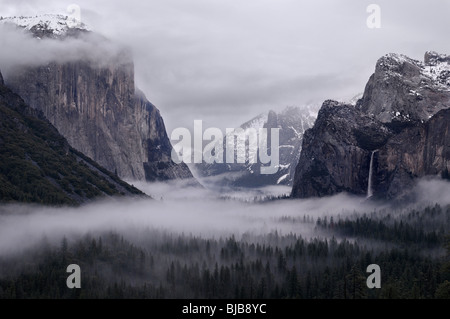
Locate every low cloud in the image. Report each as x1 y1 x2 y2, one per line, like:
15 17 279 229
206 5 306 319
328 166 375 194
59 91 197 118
0 177 448 257
0 23 127 77
2 0 450 132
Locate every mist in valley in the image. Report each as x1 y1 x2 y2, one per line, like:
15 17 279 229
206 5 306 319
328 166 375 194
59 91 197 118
0 177 448 298
0 177 448 254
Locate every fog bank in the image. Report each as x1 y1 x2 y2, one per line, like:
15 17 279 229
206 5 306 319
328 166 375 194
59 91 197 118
0 177 448 257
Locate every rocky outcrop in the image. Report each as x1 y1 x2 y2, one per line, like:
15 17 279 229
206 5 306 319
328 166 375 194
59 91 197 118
291 100 393 198
358 52 450 123
3 15 193 182
134 91 194 181
292 52 450 199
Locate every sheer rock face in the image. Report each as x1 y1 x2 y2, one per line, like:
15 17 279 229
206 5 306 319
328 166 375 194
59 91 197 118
2 14 193 182
374 108 450 198
0 69 145 205
291 100 393 198
6 60 193 182
292 52 450 199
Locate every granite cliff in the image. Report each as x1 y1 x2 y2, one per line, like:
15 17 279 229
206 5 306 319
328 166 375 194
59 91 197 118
2 15 193 182
292 52 450 199
0 69 144 205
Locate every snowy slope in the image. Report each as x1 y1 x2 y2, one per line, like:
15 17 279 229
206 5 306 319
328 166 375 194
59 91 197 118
379 52 450 90
196 104 319 187
0 14 90 37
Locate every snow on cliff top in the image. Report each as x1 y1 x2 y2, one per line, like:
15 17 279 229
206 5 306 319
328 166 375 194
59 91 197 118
377 52 450 89
0 14 90 36
422 52 450 88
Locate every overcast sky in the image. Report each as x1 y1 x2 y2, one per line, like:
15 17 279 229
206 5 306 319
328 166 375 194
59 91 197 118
1 0 449 133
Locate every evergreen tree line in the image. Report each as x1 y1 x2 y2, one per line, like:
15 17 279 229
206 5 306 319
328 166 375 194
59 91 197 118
0 205 449 299
315 204 449 247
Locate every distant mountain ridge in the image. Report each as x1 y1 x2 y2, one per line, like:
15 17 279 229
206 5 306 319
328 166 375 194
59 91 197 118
196 105 318 188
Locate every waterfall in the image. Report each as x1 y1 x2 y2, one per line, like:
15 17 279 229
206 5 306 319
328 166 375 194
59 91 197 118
367 150 376 198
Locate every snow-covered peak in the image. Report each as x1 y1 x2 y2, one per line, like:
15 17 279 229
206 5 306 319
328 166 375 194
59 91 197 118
0 14 90 37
